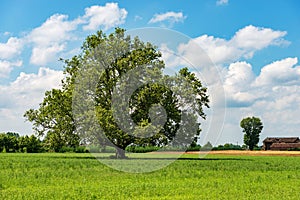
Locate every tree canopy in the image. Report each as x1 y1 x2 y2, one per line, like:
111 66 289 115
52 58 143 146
240 116 263 150
25 28 209 157
0 132 42 153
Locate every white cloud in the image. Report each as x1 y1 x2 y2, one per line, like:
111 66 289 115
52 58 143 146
0 60 22 77
231 25 289 50
27 14 81 66
191 35 239 64
149 11 186 27
28 14 79 46
0 68 64 133
218 57 300 144
224 57 300 109
82 3 127 31
216 0 228 6
161 23 297 144
254 57 300 86
174 25 288 65
1 67 64 107
30 44 65 66
0 3 129 133
0 37 23 59
224 61 256 107
26 3 128 65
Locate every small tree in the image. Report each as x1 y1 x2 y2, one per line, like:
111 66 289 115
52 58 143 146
0 133 19 152
201 141 213 151
18 135 43 153
240 116 263 150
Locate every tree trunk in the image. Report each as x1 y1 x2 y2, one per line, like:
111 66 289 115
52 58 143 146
115 147 126 159
249 144 254 151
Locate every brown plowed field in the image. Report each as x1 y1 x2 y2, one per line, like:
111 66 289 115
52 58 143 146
186 150 300 156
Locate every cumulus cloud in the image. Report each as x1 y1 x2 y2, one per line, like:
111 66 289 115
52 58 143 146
232 25 288 48
224 62 256 107
26 3 128 65
254 57 300 86
30 44 66 66
158 26 296 144
172 25 288 65
82 3 127 31
27 14 81 65
28 14 79 46
190 35 238 64
0 37 23 59
224 57 300 108
0 68 64 107
219 57 300 143
0 68 64 133
0 3 129 133
149 11 186 27
0 60 22 77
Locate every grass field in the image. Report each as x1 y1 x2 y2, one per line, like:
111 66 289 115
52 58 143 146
1 152 300 199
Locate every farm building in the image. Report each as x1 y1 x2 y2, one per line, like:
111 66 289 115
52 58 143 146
263 137 300 150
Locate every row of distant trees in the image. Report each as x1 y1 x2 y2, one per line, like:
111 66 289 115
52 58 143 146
0 132 87 153
0 131 261 153
0 116 263 153
0 115 264 153
0 132 42 153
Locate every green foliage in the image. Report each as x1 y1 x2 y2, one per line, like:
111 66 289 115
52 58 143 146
18 135 43 153
240 116 263 150
288 148 300 151
6 132 20 138
0 132 19 152
125 145 201 153
24 28 209 158
212 143 243 151
201 141 213 151
58 146 88 153
1 153 300 199
24 88 79 152
126 145 160 153
0 133 48 153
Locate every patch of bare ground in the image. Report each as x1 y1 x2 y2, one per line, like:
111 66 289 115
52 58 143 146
186 150 300 156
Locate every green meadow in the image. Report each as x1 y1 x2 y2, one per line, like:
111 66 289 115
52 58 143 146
1 153 300 199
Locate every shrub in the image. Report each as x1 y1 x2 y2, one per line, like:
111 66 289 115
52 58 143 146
212 143 243 151
126 145 160 153
201 142 213 151
75 146 88 153
59 146 75 153
186 145 201 151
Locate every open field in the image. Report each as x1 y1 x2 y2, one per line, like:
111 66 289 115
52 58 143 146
1 153 300 199
189 150 300 156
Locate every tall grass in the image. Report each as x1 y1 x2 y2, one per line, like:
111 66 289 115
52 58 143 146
0 153 300 199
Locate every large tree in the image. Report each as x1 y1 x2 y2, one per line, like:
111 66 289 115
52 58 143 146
25 28 209 157
240 116 263 150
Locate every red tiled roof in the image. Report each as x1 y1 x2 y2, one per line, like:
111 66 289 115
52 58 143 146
263 137 299 143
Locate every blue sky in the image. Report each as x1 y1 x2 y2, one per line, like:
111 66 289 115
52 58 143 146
0 0 299 145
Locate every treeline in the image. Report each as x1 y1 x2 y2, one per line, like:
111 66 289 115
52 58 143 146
0 132 42 153
0 132 259 153
89 142 254 153
0 132 86 153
